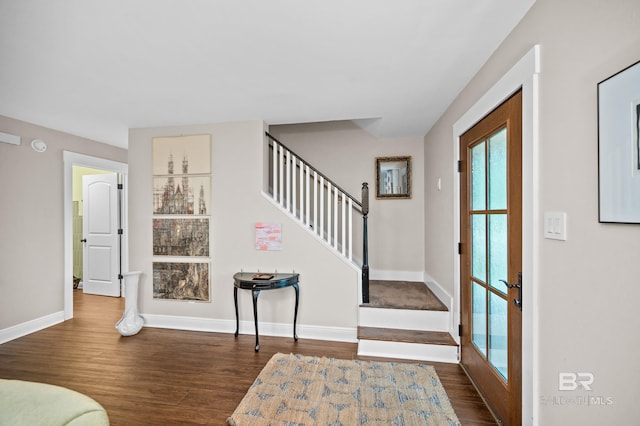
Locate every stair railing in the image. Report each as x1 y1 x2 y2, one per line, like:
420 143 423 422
265 132 370 302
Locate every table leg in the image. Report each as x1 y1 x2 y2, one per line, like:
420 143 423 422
234 286 239 337
252 289 261 351
293 283 299 341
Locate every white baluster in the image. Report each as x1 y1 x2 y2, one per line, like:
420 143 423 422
305 165 310 226
291 155 297 218
341 192 346 256
272 141 278 202
333 188 338 249
313 171 318 234
326 182 332 245
319 176 325 238
348 198 353 260
286 150 291 211
299 159 305 221
278 145 284 206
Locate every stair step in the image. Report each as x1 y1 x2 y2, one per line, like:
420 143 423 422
357 327 459 363
363 280 448 311
359 305 449 332
357 281 457 363
358 326 457 347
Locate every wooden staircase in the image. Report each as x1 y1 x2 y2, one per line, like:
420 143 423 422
357 280 459 363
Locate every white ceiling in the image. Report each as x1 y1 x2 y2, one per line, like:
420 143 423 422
0 1 535 149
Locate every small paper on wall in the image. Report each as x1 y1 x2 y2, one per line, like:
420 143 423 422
255 223 282 251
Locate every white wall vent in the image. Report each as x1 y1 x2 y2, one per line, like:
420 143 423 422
0 131 21 146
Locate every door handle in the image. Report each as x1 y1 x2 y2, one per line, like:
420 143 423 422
500 272 522 310
81 238 87 243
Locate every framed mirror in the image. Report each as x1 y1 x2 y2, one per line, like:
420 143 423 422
376 156 411 199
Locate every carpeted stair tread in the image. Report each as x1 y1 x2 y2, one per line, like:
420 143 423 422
361 280 448 311
358 326 458 346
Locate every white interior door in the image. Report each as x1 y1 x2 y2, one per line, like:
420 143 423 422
82 173 121 297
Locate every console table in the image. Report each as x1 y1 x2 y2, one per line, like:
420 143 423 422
233 272 299 351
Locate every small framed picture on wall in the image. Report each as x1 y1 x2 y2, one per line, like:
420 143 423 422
376 156 411 199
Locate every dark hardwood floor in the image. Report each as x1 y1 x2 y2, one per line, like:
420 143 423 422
0 291 496 425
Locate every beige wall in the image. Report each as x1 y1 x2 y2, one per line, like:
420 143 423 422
0 115 127 329
128 121 358 332
270 121 425 277
424 0 640 424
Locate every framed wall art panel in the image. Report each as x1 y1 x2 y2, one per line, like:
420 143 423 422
598 59 640 223
153 218 209 257
152 261 210 301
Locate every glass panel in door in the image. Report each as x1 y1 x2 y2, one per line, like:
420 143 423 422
489 291 508 379
469 126 509 380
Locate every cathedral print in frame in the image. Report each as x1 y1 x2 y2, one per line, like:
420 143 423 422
152 261 210 302
153 134 211 215
152 134 212 301
153 218 209 257
153 176 211 215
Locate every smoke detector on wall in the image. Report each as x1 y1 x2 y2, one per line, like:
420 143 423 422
31 139 47 152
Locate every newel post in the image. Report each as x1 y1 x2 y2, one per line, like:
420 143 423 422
361 182 370 303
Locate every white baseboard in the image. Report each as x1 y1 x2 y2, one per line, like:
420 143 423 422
0 311 65 344
423 273 453 312
370 270 424 282
141 314 357 343
423 273 458 343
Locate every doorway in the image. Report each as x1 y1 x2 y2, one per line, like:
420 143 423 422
63 151 128 320
452 46 539 424
460 90 522 424
72 166 113 291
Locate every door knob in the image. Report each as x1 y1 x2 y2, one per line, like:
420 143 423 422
81 238 87 243
500 272 522 310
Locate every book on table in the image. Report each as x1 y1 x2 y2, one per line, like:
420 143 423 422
251 273 274 280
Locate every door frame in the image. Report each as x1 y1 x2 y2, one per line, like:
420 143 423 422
63 151 128 319
452 45 540 424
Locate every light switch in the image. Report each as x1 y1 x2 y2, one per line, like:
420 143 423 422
543 212 567 240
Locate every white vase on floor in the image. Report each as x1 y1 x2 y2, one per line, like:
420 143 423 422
115 271 144 336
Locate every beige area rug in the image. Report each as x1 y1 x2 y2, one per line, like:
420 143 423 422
227 353 461 425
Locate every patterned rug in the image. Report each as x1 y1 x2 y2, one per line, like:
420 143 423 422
227 353 461 425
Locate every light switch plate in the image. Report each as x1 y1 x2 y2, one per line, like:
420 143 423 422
543 212 567 240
